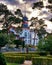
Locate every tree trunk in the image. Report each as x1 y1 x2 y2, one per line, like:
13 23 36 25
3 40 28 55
33 31 36 46
0 47 2 53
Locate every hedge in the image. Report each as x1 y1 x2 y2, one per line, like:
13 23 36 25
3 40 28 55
3 52 52 65
32 57 52 65
3 51 48 56
4 53 39 60
48 58 52 65
38 51 48 56
5 56 25 64
3 52 40 57
4 54 39 61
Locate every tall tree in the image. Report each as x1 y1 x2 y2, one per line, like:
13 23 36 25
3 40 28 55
0 3 12 20
0 3 13 28
14 9 23 32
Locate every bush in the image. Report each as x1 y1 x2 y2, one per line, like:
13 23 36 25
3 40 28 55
47 55 52 58
24 54 32 60
37 35 52 54
3 52 40 56
3 52 40 60
5 56 25 64
38 51 48 56
32 57 52 65
0 53 6 65
24 54 39 60
48 58 52 65
13 39 25 48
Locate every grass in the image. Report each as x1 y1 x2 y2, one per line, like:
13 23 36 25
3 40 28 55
7 63 20 65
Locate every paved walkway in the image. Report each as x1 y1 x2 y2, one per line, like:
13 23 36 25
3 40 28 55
22 60 32 65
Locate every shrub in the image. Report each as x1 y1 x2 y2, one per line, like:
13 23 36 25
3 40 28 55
47 58 52 65
32 57 48 65
47 55 52 58
38 51 48 56
3 52 40 60
5 56 25 64
13 39 25 48
0 53 6 65
32 57 52 65
25 54 32 60
24 54 39 60
37 35 52 54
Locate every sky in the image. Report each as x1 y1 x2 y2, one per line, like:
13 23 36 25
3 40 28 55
0 0 52 32
0 0 40 17
0 0 52 19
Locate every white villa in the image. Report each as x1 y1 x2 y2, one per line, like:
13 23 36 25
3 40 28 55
19 22 39 46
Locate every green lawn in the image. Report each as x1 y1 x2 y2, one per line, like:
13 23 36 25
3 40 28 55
7 63 20 65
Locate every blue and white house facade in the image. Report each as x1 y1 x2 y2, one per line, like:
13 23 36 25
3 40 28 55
19 16 39 46
20 28 39 46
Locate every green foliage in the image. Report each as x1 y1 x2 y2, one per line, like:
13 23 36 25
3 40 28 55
9 33 16 43
32 57 52 65
0 3 12 18
47 58 52 65
0 3 7 15
38 34 52 54
7 16 15 22
14 18 22 23
4 52 52 65
13 39 25 48
24 54 32 60
5 56 25 64
1 29 8 33
38 27 46 39
0 53 6 65
37 39 44 51
7 63 19 65
38 51 48 56
3 52 40 60
0 33 9 48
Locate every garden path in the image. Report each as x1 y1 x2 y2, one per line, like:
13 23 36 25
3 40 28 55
22 60 32 65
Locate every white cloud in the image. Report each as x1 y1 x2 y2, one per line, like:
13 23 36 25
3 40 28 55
7 4 17 12
18 0 26 4
29 9 40 20
44 20 52 33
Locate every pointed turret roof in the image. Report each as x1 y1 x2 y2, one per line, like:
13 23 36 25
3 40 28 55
22 16 28 28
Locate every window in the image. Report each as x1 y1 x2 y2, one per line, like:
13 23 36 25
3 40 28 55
24 32 27 38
